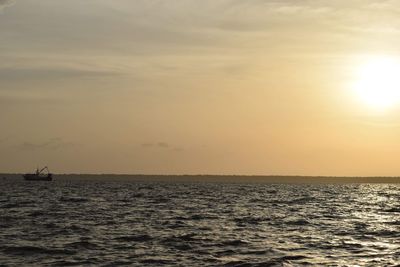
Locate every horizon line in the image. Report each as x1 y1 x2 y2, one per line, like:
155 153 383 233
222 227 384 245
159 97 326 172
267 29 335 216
2 172 400 178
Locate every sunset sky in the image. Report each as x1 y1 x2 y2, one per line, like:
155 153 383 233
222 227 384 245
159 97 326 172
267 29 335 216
2 0 400 175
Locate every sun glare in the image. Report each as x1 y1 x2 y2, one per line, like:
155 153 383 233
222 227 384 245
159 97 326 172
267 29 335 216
352 56 400 110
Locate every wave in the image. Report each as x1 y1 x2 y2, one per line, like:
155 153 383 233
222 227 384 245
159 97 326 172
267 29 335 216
59 196 89 203
233 216 267 225
2 246 76 256
65 241 99 250
114 234 152 242
2 181 400 266
285 218 311 226
140 259 174 264
222 240 249 246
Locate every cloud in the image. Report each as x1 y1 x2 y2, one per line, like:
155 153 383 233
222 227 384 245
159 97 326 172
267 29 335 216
18 138 76 151
0 0 15 12
141 143 154 148
141 142 174 149
0 94 62 106
0 67 121 83
140 142 184 153
157 142 169 148
2 0 392 63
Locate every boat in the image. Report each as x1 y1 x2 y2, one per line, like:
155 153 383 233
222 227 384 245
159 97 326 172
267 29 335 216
23 166 53 181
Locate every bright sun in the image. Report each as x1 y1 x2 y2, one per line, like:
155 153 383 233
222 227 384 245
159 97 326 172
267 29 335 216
353 56 400 110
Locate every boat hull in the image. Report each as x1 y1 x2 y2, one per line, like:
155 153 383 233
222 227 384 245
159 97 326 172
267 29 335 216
23 174 52 181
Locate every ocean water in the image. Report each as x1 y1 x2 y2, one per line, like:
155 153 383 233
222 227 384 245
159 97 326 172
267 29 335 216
1 180 400 266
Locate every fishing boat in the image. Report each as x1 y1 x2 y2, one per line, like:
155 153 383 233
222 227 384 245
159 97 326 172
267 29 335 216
23 166 53 181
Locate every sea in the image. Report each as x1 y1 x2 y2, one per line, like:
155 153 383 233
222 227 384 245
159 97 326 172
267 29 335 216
2 178 400 266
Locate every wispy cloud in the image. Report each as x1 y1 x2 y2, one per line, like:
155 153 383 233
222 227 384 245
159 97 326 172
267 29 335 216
141 143 154 148
141 142 183 152
0 0 15 12
18 138 76 151
157 142 169 148
0 66 121 83
141 142 170 149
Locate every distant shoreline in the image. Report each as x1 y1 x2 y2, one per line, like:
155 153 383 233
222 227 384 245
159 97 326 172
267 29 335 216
1 174 400 183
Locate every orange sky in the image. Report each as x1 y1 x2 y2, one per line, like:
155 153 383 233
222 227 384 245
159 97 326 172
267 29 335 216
1 0 400 175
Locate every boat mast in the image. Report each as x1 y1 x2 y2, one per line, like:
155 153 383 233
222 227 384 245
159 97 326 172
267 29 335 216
38 166 49 175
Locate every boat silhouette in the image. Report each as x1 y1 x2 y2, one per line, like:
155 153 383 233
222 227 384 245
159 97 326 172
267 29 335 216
23 166 53 181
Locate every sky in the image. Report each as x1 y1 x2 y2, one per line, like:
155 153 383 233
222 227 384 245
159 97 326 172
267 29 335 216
1 0 400 175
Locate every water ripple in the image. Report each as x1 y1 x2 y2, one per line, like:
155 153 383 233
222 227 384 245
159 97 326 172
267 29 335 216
1 181 400 266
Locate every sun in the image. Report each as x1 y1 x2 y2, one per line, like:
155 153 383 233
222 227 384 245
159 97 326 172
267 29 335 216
352 56 400 110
